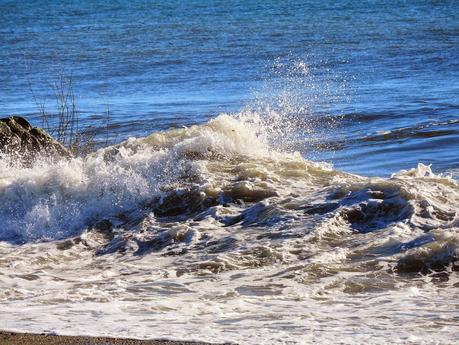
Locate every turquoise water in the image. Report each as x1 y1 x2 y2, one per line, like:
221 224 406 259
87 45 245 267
1 0 458 175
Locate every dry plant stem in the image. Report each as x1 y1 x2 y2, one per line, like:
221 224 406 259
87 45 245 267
26 65 111 156
52 70 77 149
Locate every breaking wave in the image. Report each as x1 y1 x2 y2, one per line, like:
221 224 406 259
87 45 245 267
0 110 457 280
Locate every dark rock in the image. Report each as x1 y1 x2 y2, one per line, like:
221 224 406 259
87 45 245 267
0 116 71 163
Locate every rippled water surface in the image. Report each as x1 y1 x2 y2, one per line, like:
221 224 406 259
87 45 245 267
0 1 458 344
1 0 458 175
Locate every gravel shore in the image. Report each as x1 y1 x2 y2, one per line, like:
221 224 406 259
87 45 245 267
0 331 232 345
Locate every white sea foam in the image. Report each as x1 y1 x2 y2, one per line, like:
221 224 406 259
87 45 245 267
0 112 458 344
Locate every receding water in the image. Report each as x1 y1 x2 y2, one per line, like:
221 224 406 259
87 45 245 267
0 1 458 344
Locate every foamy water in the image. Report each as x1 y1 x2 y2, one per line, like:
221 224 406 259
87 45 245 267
1 112 458 344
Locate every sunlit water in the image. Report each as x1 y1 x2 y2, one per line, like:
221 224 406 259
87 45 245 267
1 0 458 175
0 1 458 344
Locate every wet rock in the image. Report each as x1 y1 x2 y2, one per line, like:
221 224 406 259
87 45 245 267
0 116 71 163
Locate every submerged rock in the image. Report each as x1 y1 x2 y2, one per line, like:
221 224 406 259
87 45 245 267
0 116 70 163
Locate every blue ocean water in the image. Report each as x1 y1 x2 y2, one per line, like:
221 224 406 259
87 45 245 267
0 0 458 176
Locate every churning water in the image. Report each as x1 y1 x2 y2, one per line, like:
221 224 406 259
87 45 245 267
0 1 458 344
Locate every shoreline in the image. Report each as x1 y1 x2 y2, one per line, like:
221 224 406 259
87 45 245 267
0 331 232 345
